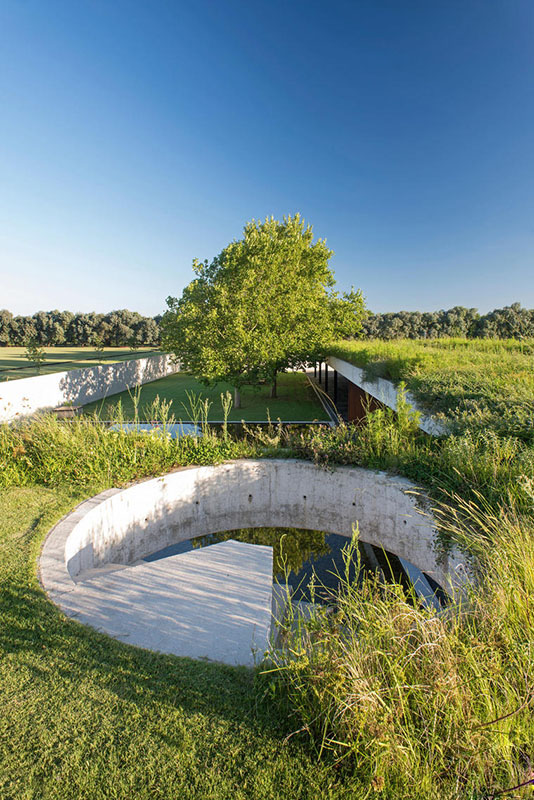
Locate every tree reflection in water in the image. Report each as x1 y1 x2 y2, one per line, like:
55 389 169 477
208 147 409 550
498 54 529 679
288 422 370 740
191 527 330 578
148 528 433 607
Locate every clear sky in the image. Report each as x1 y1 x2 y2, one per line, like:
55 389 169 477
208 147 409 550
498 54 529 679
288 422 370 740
1 0 533 316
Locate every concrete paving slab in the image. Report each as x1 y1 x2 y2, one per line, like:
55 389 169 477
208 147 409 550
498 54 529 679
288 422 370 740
59 539 274 667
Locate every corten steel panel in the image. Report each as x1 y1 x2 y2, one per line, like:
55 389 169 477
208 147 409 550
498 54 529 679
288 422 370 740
347 381 384 422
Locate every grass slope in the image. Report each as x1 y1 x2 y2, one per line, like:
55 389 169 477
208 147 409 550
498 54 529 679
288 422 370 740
0 347 160 380
82 371 329 422
0 486 351 800
1 409 533 797
328 338 534 441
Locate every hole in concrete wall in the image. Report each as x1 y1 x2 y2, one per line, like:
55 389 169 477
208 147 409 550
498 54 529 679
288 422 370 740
42 461 458 667
142 526 446 610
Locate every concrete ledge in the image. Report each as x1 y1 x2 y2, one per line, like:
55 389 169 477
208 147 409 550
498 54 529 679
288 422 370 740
326 356 446 436
40 458 466 604
54 539 274 666
0 353 179 423
39 460 468 664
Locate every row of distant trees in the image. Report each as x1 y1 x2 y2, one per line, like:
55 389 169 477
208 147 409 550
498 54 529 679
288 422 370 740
361 303 534 340
1 302 533 350
0 309 161 348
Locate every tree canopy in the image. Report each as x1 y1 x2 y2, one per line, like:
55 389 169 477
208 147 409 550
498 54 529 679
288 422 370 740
360 303 534 340
0 309 161 347
161 215 366 403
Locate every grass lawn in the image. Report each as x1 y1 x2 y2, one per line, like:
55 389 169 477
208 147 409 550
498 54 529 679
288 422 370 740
0 485 353 800
82 371 329 422
328 337 534 440
1 409 533 797
0 347 160 380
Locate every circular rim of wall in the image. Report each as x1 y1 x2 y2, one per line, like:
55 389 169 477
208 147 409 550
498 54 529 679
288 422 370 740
38 459 467 664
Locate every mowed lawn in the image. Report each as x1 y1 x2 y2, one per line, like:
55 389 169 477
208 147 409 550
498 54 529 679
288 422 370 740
0 486 349 800
82 371 329 422
0 347 160 380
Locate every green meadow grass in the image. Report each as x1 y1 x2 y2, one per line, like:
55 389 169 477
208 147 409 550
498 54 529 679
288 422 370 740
0 486 352 800
82 371 329 422
328 337 534 441
267 501 534 799
1 354 533 798
0 346 161 380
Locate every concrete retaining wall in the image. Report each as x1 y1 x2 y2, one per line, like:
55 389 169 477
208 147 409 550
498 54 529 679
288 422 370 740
40 459 466 602
326 355 445 436
0 353 179 423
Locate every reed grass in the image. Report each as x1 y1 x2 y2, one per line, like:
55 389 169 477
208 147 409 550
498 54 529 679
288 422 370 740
0 411 250 488
290 393 534 514
264 503 534 799
1 379 533 798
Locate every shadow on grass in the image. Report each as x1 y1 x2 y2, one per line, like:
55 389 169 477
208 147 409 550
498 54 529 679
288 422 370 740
0 489 360 800
0 560 295 743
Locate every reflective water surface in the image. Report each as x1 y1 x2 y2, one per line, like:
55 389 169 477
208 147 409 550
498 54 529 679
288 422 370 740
144 527 444 606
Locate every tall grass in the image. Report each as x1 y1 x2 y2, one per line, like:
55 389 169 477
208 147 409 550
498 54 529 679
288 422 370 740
328 338 534 442
264 503 534 799
290 398 534 514
3 386 533 514
1 386 533 797
0 413 250 488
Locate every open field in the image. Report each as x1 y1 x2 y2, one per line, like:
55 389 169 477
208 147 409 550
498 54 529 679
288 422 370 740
1 340 532 800
0 346 161 380
1 406 533 798
82 371 329 422
0 486 346 800
328 337 534 441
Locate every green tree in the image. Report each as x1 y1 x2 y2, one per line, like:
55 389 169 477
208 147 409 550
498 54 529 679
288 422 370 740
0 310 13 346
162 214 366 406
24 337 47 374
92 336 105 355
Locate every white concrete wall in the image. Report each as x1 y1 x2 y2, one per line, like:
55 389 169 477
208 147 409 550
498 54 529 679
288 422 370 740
41 460 467 601
326 355 446 436
0 353 179 423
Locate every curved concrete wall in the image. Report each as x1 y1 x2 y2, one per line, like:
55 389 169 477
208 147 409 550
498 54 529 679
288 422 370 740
41 459 466 600
0 353 179 423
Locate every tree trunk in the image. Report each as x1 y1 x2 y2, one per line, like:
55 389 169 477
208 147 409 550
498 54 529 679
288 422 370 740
269 375 277 399
234 387 241 409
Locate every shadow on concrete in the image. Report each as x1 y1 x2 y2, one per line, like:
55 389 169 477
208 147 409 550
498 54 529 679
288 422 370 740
67 540 274 667
59 354 176 407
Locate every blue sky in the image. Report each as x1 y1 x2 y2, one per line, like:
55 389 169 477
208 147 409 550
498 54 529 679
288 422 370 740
1 0 533 316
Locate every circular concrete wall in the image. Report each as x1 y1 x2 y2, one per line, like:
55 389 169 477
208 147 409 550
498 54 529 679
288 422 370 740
40 459 466 603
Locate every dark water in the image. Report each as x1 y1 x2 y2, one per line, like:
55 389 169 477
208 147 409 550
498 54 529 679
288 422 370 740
144 527 443 605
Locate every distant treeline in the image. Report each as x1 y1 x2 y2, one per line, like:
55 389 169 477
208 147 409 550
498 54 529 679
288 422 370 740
0 309 161 347
1 302 533 348
361 302 534 340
